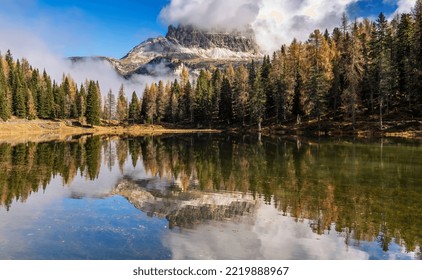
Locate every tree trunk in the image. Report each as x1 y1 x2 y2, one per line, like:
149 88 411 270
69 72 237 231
379 98 383 130
352 99 356 130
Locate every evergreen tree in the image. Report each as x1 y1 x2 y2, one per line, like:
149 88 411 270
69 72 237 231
167 80 180 124
412 0 422 112
0 57 9 121
375 13 395 128
305 29 334 126
249 68 266 130
86 81 101 126
13 72 27 118
289 39 305 119
194 70 213 125
26 89 37 120
233 65 249 126
184 80 194 123
342 22 364 128
211 68 222 122
219 77 233 124
396 13 413 110
76 84 87 120
128 91 140 123
104 89 116 122
261 55 274 120
156 80 167 123
116 84 128 122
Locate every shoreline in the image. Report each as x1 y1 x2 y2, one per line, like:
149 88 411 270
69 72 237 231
1 118 422 144
0 119 221 144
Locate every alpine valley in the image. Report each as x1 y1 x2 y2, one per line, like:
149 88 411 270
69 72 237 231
70 25 263 78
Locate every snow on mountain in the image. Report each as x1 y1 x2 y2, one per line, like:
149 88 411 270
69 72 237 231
71 25 264 78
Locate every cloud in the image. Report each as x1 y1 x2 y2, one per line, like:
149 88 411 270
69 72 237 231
160 0 260 31
160 0 359 53
0 30 172 100
254 0 359 53
0 1 174 99
163 202 372 259
393 0 417 14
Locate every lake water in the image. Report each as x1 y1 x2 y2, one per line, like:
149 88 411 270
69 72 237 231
0 134 421 260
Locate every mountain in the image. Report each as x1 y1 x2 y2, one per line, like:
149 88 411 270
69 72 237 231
71 25 263 78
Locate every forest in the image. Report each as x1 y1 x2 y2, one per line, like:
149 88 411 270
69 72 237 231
1 0 422 131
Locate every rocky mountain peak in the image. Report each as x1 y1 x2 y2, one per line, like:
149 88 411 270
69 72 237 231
74 24 264 78
165 24 260 54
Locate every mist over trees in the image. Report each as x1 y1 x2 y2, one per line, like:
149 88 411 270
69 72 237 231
1 1 422 129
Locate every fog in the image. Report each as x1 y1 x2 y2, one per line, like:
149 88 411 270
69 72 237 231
0 26 173 99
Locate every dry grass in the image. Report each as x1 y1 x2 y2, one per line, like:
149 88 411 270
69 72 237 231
0 119 221 144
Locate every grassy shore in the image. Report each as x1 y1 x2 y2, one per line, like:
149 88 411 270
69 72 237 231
0 119 221 143
1 116 422 144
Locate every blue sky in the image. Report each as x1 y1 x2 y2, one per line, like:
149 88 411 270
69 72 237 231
0 0 412 58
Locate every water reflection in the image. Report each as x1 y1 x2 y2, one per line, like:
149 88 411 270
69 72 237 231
0 134 421 259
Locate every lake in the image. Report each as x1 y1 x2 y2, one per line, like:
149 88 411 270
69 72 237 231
0 134 421 260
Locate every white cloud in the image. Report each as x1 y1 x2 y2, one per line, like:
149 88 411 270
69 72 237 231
0 26 144 98
393 0 417 14
160 0 260 31
160 0 359 53
163 202 371 259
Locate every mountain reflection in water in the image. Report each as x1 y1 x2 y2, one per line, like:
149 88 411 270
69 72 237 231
0 134 421 259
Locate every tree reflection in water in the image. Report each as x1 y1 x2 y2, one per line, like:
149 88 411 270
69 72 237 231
0 134 421 257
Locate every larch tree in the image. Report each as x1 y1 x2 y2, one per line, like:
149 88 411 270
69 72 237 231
305 29 334 128
104 89 116 123
116 84 128 122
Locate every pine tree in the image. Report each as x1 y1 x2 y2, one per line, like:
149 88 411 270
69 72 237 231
359 19 375 115
249 68 266 131
128 91 140 123
167 80 180 124
104 89 116 123
26 89 37 120
86 81 101 126
156 80 167 123
271 46 295 122
288 39 305 120
76 84 87 120
261 55 274 120
396 13 413 110
342 22 364 128
194 70 213 125
13 71 27 118
53 81 65 119
305 29 334 126
233 65 249 126
211 68 222 122
412 0 422 112
184 80 194 123
375 13 395 128
116 84 128 122
219 77 233 124
37 70 54 119
0 56 9 121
